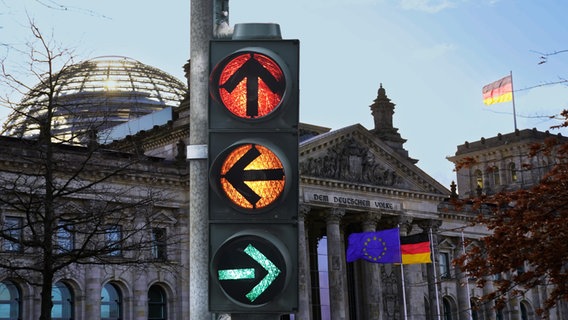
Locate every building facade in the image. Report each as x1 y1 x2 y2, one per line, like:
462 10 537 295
447 129 568 197
445 128 568 320
0 57 564 320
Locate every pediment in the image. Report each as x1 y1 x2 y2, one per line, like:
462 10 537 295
300 124 449 196
150 210 178 225
439 238 457 250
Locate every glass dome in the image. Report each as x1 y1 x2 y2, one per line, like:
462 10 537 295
2 56 187 143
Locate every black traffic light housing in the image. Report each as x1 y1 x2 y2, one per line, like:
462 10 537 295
208 36 299 314
209 41 299 131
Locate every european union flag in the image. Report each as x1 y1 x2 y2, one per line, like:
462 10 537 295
346 228 402 263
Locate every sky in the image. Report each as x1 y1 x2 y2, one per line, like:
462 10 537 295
1 0 568 189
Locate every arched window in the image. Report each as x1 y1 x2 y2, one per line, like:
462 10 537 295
101 283 122 320
492 166 500 186
148 285 167 320
520 300 533 320
496 302 504 320
442 297 455 320
470 298 479 320
52 282 73 320
509 162 518 182
474 170 483 189
0 280 21 320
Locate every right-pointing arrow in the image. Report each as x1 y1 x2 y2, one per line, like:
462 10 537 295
244 244 281 302
218 268 255 280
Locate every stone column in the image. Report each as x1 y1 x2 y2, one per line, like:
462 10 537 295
132 272 147 319
481 279 494 319
359 212 382 320
326 208 348 320
504 271 520 320
398 217 412 236
84 266 101 319
297 205 313 320
456 235 473 320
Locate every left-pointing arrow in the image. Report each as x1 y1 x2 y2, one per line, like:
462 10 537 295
222 145 285 208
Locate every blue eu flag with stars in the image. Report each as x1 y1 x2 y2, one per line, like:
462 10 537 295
346 228 402 263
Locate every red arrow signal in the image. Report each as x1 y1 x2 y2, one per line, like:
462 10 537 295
217 52 285 119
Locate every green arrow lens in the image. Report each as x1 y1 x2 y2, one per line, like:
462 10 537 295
244 244 281 302
218 268 255 280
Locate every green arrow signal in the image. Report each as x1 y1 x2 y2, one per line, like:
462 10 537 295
217 243 281 302
244 244 281 302
218 268 255 280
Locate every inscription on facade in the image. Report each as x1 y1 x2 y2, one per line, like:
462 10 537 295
305 190 400 211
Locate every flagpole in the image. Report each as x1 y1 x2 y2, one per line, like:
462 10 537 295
400 263 408 320
429 228 442 320
461 231 473 319
396 226 408 320
510 70 518 131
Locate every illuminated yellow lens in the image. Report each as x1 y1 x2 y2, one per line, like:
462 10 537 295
220 144 285 209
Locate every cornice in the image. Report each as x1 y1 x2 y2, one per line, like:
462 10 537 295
300 176 447 202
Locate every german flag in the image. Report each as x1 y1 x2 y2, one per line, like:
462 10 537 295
400 233 431 264
482 75 513 105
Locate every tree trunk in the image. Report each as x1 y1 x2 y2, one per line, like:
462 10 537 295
39 269 54 320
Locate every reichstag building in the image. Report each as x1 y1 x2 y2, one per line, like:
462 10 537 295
0 56 564 320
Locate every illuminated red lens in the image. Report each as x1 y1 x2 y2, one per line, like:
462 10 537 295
218 53 285 119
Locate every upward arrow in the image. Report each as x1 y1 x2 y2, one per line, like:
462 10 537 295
220 53 285 118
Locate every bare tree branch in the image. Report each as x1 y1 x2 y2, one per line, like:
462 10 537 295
0 22 187 320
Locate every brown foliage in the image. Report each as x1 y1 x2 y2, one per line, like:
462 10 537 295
455 137 568 316
453 156 477 172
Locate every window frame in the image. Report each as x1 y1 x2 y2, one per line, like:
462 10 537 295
147 285 167 320
492 165 500 186
509 162 518 182
55 221 74 254
442 297 453 320
101 283 122 320
474 169 483 189
104 225 122 257
0 280 21 320
438 252 451 279
151 228 167 261
51 281 73 320
2 216 23 253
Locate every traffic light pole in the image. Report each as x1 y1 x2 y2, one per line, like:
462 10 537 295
189 0 214 319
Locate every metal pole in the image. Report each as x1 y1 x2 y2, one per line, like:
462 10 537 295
429 228 442 320
461 231 473 319
510 70 518 131
400 263 408 320
189 0 213 318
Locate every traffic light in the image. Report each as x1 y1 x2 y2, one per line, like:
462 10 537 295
208 35 299 314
